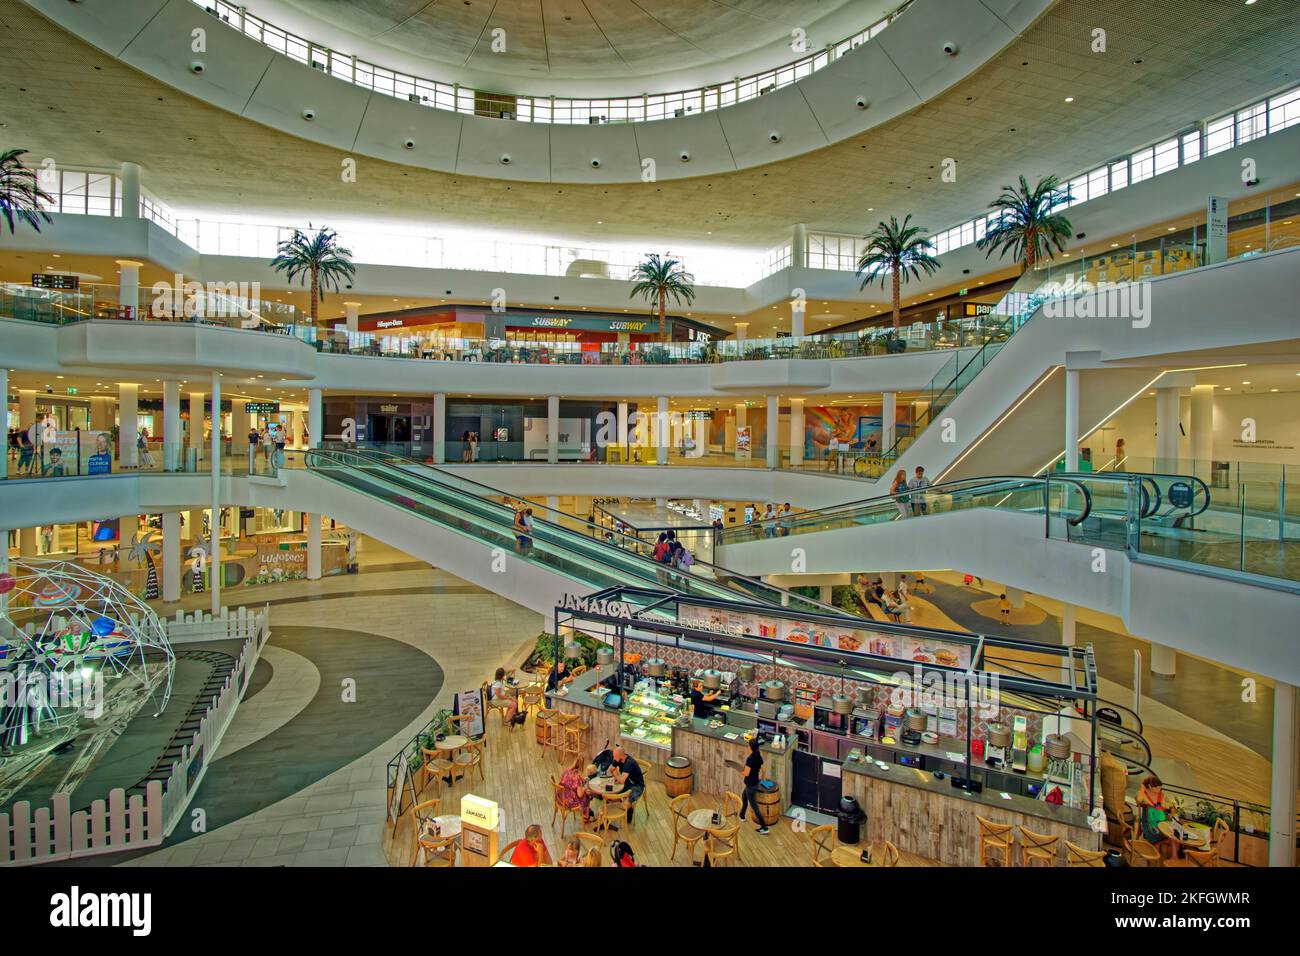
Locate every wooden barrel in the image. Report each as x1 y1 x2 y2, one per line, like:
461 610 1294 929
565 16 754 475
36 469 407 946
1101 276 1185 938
756 783 782 827
664 756 693 797
536 709 557 747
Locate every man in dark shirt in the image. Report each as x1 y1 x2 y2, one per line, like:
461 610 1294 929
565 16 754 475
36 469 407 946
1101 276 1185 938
738 738 770 834
546 660 571 692
689 680 720 719
610 745 646 824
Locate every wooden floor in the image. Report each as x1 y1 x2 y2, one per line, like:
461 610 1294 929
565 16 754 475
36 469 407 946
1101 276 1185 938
384 709 942 868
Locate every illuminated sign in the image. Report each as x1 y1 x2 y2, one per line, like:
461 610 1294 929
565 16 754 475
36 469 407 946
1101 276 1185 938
531 316 574 328
461 794 500 829
32 273 79 290
609 321 649 331
558 592 632 619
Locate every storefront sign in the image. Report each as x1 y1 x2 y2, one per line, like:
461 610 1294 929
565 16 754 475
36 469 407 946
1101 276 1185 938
379 404 399 413
558 593 632 619
376 319 404 329
531 316 574 328
609 320 650 332
686 409 713 421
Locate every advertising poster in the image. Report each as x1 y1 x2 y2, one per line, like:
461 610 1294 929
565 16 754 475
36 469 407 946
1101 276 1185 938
804 405 915 459
45 429 113 476
735 425 752 459
455 688 485 737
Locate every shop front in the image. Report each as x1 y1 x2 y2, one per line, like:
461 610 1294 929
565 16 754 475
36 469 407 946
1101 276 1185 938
548 587 1103 867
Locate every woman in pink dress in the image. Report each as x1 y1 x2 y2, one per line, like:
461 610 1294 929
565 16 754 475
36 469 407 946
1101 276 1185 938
558 756 593 821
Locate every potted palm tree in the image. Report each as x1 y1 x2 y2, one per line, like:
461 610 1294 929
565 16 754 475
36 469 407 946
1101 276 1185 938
629 253 695 343
128 530 162 600
976 174 1074 274
269 225 356 325
856 215 941 330
0 148 54 234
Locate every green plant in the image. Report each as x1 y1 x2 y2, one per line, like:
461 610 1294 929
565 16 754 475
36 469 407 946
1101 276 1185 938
856 214 941 328
0 148 53 235
976 174 1074 274
530 631 602 669
269 224 357 324
629 253 696 343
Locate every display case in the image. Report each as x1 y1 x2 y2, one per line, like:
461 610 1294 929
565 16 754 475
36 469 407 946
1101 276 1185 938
619 682 687 750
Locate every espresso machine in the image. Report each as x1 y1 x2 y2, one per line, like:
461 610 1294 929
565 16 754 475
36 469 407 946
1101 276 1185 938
1010 715 1029 773
985 722 1011 768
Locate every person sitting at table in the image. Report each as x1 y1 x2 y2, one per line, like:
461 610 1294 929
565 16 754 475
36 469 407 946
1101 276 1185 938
547 659 573 692
1137 774 1173 855
488 667 518 723
559 756 594 823
510 824 552 867
559 835 584 867
689 680 720 719
609 744 646 825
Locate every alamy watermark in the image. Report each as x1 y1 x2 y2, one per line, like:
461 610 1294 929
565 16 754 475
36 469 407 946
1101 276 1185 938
150 273 262 319
1042 276 1151 329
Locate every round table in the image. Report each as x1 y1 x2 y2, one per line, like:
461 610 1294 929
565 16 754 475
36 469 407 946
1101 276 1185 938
437 735 468 753
586 775 622 797
432 815 462 839
831 844 879 868
1157 819 1211 857
687 808 730 834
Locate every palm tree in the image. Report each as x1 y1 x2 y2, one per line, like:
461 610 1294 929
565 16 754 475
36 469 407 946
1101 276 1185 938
128 530 162 600
629 253 696 343
856 215 942 328
976 174 1074 274
0 148 54 235
269 225 356 325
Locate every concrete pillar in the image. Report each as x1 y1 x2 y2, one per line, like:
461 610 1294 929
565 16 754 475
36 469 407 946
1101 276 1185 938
1155 385 1180 470
210 371 221 615
617 401 629 448
819 584 833 605
18 390 36 434
307 513 321 580
188 508 204 546
116 259 143 320
344 300 361 334
881 391 897 454
692 416 707 458
791 299 805 338
162 510 181 602
766 394 780 468
1150 643 1177 678
1190 384 1214 468
230 399 247 455
1064 368 1080 472
734 322 748 344
163 380 181 471
119 161 141 219
0 367 5 480
308 388 322 449
792 223 807 269
1060 604 1076 647
89 395 113 432
119 383 139 468
1270 681 1297 867
1005 586 1026 609
547 395 559 464
724 409 737 452
433 392 446 463
789 398 804 467
189 391 204 461
657 396 668 465
546 495 559 519
19 526 37 557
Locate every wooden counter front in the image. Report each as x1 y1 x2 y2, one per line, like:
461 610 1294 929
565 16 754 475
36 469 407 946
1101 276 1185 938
840 762 1099 867
671 722 794 811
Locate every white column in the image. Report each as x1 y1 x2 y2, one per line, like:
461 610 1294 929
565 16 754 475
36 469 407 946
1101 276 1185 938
89 395 113 431
1065 368 1080 472
210 371 221 615
18 389 36 434
19 526 37 557
789 398 804 467
791 223 807 269
116 259 143 320
189 391 204 462
119 162 141 219
791 300 805 338
118 383 139 468
230 399 247 456
162 510 181 602
766 394 780 468
308 388 322 449
433 392 446 464
819 585 833 605
307 514 321 580
617 401 629 460
547 395 559 464
1150 643 1177 678
1060 604 1076 647
724 409 737 452
1190 384 1214 467
1270 682 1297 867
692 416 707 458
343 300 361 333
656 396 668 465
881 391 896 453
163 380 181 471
0 367 6 481
734 323 749 344
1155 385 1180 470
546 495 559 518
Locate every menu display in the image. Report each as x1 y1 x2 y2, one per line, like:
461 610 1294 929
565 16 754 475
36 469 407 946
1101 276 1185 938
677 602 971 670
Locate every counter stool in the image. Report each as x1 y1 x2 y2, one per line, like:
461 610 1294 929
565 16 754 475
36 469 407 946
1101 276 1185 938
977 817 1013 867
563 718 590 763
1065 841 1108 867
535 708 559 748
1017 827 1059 867
550 712 577 760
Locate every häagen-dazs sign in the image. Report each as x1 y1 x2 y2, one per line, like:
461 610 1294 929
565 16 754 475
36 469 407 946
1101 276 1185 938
558 593 632 619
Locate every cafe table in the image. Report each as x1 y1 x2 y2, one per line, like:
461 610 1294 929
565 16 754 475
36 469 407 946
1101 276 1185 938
1157 819 1211 858
436 735 469 783
432 815 462 839
832 845 881 868
687 808 731 835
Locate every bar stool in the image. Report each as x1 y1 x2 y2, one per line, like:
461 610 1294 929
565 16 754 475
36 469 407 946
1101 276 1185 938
550 712 577 760
535 708 559 748
563 718 590 763
1017 826 1059 867
977 816 1013 867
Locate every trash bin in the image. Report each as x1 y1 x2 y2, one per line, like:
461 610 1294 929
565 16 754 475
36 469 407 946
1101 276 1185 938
837 795 865 845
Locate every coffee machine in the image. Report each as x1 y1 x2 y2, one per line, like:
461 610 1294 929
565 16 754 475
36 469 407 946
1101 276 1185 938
985 722 1011 768
1010 716 1029 773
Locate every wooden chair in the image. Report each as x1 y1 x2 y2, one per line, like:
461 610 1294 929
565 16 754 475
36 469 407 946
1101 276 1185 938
977 816 1013 867
549 712 577 759
1018 826 1059 867
446 713 473 737
669 794 705 864
500 839 524 864
520 689 543 720
551 775 582 837
1065 841 1108 867
572 831 605 862
810 823 835 867
704 821 740 867
571 664 588 677
1182 844 1221 867
1124 816 1163 867
454 739 485 786
1211 817 1231 847
418 747 455 797
879 841 901 867
596 791 628 834
414 832 458 867
722 791 743 824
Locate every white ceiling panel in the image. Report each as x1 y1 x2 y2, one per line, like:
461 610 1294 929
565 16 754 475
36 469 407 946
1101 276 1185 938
241 56 373 154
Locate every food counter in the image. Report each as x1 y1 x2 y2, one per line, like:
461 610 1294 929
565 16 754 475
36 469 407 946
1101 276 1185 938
672 718 795 811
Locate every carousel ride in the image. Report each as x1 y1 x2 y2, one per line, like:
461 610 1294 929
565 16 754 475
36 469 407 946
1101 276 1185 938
0 559 174 805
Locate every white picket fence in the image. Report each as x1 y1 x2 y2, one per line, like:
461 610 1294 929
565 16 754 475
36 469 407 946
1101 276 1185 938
0 606 270 865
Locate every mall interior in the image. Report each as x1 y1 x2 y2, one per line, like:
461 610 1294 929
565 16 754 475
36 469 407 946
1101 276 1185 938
0 0 1297 872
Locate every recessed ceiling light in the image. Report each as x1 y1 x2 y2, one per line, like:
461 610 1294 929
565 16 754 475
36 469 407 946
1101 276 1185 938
1242 381 1251 385
1064 96 1074 103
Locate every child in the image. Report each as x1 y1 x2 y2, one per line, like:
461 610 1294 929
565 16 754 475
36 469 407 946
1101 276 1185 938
559 835 584 867
998 593 1012 625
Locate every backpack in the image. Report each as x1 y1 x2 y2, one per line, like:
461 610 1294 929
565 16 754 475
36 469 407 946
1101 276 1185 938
678 550 694 568
659 544 676 565
652 542 669 562
610 840 636 867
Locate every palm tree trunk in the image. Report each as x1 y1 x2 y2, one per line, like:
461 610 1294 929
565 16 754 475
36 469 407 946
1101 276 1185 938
658 290 668 343
891 270 901 328
310 266 319 325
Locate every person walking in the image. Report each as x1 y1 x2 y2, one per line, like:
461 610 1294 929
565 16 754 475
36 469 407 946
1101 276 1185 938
17 429 35 475
762 503 777 538
469 431 479 462
907 466 931 516
737 738 770 834
461 431 471 462
890 469 910 519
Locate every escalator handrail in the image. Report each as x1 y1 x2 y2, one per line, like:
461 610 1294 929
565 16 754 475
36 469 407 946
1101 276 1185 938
1055 471 1160 520
307 445 846 615
717 474 1093 545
